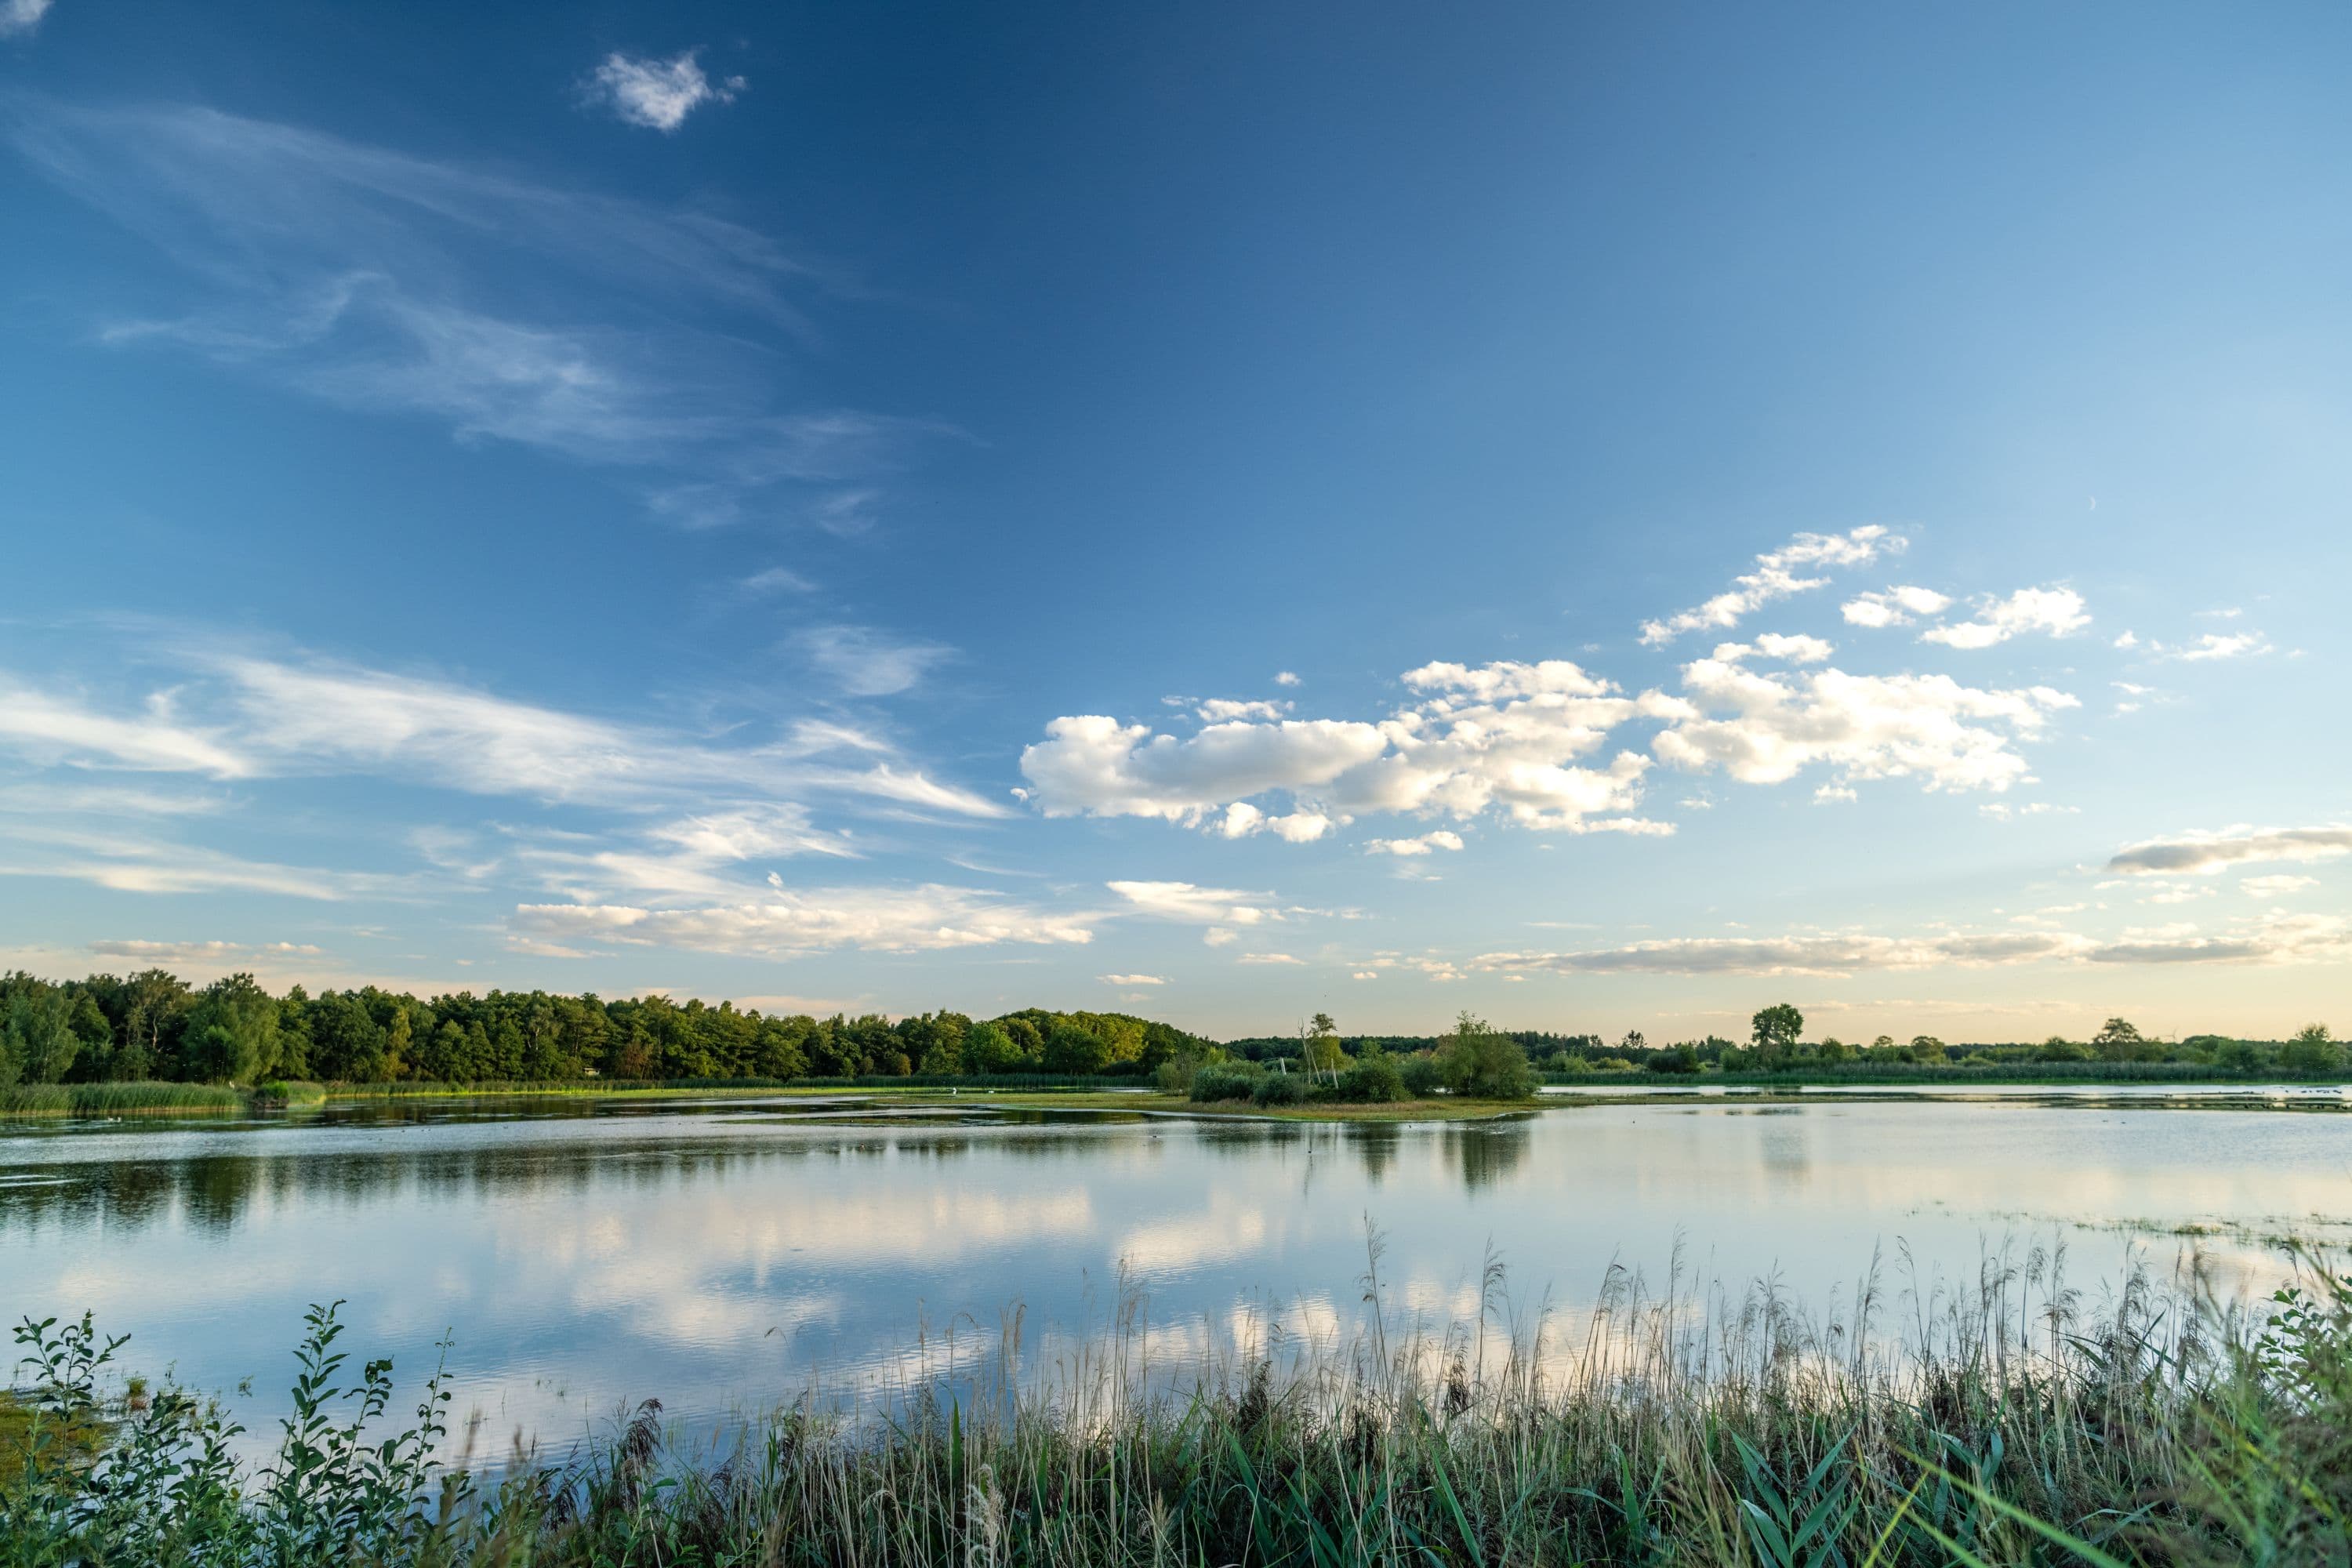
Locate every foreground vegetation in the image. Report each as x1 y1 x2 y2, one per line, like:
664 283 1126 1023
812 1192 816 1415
6 1244 2350 1566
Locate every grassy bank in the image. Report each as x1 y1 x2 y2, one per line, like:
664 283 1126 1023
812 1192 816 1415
2 1076 1535 1124
316 1073 1145 1101
0 1080 245 1117
1554 1059 2352 1089
5 1249 2348 1565
909 1087 1537 1122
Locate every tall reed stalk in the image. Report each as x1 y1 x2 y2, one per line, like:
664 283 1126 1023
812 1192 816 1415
5 1234 2347 1565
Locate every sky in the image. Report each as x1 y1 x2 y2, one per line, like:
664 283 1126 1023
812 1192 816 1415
1 1 2347 1043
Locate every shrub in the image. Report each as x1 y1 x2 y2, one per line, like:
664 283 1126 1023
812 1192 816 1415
2217 1038 2263 1073
1188 1064 1258 1103
1437 1013 1537 1100
1335 1054 1405 1102
2281 1024 2343 1076
1397 1053 1444 1096
1251 1071 1309 1107
1644 1045 1701 1076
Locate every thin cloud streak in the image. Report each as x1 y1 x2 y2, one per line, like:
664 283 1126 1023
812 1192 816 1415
3 98 956 521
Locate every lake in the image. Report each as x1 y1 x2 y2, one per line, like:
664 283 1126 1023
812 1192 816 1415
5 1090 2349 1458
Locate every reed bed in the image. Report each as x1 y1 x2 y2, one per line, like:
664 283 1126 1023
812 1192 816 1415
316 1073 1140 1101
0 1080 245 1117
5 1234 2348 1565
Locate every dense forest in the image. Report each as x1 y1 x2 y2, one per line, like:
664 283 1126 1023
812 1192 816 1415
0 968 1213 1087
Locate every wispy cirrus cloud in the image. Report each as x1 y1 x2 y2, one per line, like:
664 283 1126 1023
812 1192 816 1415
0 676 249 776
0 827 413 900
0 0 53 38
510 884 1095 958
793 626 956 697
1475 909 2351 975
89 937 323 965
0 648 1004 818
4 99 953 523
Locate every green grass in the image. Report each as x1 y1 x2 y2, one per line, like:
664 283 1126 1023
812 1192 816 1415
316 1073 1143 1101
1553 1060 2352 1088
910 1087 1536 1121
8 1247 2350 1563
0 1081 245 1116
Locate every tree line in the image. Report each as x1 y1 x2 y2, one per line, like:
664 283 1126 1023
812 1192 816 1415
1547 1005 2343 1076
0 969 1213 1088
3 967 2335 1091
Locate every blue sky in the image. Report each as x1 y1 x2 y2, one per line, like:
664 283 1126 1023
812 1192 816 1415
2 0 2347 1040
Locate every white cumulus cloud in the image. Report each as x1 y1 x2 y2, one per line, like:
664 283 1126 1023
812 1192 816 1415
1022 659 1667 837
1842 586 1953 629
1364 831 1465 857
1196 699 1291 722
1918 587 2089 649
2170 631 2273 662
1650 645 2074 795
1642 526 1899 645
1751 633 1835 663
585 49 745 132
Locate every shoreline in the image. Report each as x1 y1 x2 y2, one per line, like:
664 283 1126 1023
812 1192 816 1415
7 1071 2350 1124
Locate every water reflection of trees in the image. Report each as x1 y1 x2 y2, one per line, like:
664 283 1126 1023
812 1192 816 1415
0 1120 1157 1237
1191 1117 1530 1191
0 1112 1541 1239
1442 1121 1531 1191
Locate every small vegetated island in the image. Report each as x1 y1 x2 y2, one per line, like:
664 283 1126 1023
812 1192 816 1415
0 968 2341 1116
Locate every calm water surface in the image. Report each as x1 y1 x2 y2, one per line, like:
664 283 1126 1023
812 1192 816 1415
5 1092 2349 1454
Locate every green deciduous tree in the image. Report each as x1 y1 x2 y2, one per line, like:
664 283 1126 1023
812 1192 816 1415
1751 1004 1804 1058
1437 1011 1537 1100
183 973 283 1084
2094 1017 2148 1062
1302 1013 1345 1079
1 973 82 1087
2281 1022 2343 1076
1043 1022 1111 1075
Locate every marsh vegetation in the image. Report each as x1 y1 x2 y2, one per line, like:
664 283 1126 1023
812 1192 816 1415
6 1241 2350 1566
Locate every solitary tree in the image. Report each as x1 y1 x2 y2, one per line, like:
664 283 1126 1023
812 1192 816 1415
1302 1012 1345 1080
1751 1004 1805 1059
2093 1017 2147 1062
1437 1011 1537 1100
